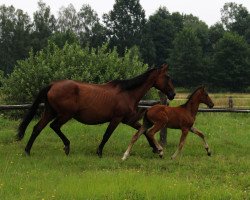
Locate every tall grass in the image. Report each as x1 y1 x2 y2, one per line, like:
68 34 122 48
0 113 249 199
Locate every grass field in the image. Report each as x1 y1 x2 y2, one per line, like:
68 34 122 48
0 112 249 199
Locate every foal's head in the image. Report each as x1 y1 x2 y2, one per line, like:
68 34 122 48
197 86 214 108
154 64 175 100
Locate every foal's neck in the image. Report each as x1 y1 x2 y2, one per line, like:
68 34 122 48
184 93 201 117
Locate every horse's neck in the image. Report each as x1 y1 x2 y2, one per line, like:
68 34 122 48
128 73 157 104
185 94 201 117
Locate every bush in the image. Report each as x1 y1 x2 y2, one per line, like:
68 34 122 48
2 42 147 104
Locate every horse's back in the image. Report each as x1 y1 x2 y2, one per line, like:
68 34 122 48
47 80 122 124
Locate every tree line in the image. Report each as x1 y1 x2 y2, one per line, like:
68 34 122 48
0 0 250 93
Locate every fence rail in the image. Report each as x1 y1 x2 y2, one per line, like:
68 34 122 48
0 102 249 113
0 96 249 146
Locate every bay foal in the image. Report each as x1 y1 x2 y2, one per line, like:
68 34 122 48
122 86 214 160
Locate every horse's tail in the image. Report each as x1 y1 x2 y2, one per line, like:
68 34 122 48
17 85 52 141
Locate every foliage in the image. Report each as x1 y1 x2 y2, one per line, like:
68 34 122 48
0 5 32 75
212 32 250 91
221 2 250 39
2 42 147 104
141 7 183 66
103 0 146 55
31 0 56 53
168 28 204 87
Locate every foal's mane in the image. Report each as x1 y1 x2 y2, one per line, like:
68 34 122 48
110 67 160 90
181 86 204 107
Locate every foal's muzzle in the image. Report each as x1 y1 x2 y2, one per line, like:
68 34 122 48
208 102 214 109
167 92 176 100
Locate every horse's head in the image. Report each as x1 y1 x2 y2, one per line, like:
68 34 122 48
199 86 214 108
154 64 175 100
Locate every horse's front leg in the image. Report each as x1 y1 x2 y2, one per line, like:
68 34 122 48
97 117 122 158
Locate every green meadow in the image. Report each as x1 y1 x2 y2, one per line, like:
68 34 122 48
0 112 249 199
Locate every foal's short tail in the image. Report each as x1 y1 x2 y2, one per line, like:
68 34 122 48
17 85 52 141
143 110 153 129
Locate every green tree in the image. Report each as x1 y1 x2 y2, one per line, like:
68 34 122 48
0 5 32 75
213 32 250 91
168 28 203 87
103 0 146 55
48 30 79 48
31 0 57 53
141 7 183 66
221 2 250 40
77 4 107 48
57 4 78 33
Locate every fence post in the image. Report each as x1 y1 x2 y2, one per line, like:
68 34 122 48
158 91 168 147
228 96 233 109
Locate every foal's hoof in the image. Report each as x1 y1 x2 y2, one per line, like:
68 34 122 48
64 145 70 155
207 152 211 156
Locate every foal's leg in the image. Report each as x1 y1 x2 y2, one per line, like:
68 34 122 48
126 121 158 153
122 126 147 160
50 115 71 155
191 127 211 156
25 110 55 155
97 117 122 158
146 122 166 158
171 128 189 159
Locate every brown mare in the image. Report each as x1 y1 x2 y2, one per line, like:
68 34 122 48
122 86 214 160
17 64 175 157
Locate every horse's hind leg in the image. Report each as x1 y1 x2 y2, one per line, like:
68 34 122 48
25 110 55 155
191 127 211 156
122 126 147 160
146 122 166 158
50 115 71 155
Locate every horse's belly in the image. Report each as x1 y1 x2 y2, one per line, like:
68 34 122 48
73 109 112 125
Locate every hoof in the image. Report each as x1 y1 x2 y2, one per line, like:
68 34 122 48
64 145 70 155
152 148 159 154
96 148 102 158
25 149 30 156
207 152 211 156
16 133 24 141
159 150 164 158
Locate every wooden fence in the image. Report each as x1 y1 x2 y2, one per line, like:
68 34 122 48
0 96 249 146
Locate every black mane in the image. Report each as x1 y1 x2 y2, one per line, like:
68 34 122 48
110 67 160 90
181 86 204 107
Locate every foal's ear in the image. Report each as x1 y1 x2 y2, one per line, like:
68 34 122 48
161 64 168 71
